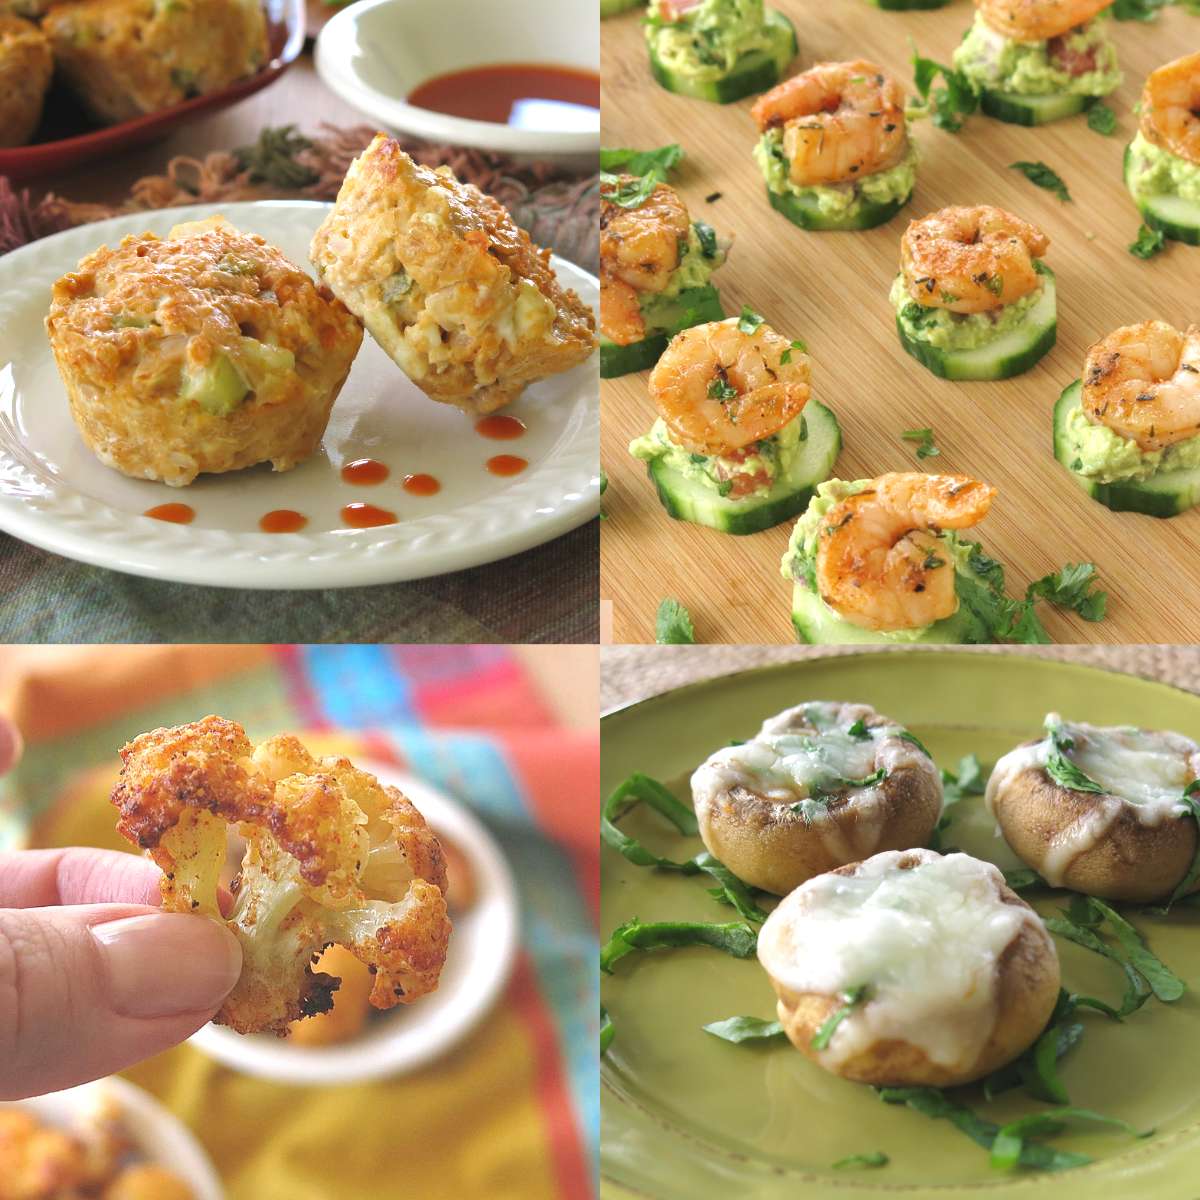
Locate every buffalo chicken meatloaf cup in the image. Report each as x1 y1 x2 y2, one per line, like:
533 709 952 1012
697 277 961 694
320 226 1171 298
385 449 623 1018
310 133 597 415
757 849 1061 1087
45 215 363 487
0 15 51 146
690 701 943 896
42 0 268 124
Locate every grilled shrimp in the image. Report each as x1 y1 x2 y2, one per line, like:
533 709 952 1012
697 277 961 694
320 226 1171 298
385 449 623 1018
816 473 996 632
648 316 811 456
900 205 1049 314
600 175 691 345
1082 321 1200 451
1139 52 1200 167
751 60 908 188
975 0 1111 42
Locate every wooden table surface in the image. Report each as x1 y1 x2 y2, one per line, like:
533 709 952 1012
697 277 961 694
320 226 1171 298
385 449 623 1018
600 2 1200 646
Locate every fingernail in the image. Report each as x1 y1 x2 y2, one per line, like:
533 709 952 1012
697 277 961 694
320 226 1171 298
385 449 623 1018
92 914 242 1018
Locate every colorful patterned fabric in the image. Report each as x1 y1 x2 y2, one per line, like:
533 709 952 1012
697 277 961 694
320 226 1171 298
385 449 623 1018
0 645 598 1200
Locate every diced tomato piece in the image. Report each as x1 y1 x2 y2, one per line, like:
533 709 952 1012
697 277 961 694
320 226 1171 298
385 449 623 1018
660 0 701 19
713 445 772 499
1047 37 1097 77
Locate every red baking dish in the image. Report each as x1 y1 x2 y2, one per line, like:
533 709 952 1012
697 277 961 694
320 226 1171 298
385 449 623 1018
0 0 305 182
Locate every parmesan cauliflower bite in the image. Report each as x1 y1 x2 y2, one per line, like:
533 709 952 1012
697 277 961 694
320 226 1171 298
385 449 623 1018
42 0 267 125
0 15 51 147
110 716 451 1036
310 133 597 415
46 216 363 487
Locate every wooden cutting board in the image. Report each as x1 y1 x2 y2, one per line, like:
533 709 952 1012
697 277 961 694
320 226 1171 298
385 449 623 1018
600 2 1200 645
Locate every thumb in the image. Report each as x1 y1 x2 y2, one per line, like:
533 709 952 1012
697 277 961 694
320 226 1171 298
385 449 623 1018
0 903 242 1100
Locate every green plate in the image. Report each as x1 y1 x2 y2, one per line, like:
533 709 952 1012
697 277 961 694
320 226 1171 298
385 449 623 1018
601 651 1200 1199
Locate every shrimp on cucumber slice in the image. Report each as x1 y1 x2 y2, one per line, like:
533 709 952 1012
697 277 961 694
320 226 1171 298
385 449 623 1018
955 0 1121 127
1125 53 1200 246
628 316 841 535
751 60 918 231
1055 321 1200 516
644 0 797 105
892 205 1057 380
599 174 729 377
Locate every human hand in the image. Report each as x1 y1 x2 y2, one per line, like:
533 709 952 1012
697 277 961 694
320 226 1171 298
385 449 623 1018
0 718 242 1100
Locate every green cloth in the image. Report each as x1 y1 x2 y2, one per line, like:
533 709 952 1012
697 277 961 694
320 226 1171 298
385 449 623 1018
0 522 597 643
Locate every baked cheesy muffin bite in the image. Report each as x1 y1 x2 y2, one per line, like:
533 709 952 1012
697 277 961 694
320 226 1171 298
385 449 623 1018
1125 52 1200 246
0 15 51 147
892 205 1056 380
953 0 1121 126
752 60 918 232
43 0 268 125
1054 320 1200 517
691 701 942 895
46 215 362 487
987 714 1200 902
757 849 1061 1086
310 133 597 415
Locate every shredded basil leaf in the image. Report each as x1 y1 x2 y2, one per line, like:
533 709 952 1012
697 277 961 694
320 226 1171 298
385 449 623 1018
601 918 758 973
1087 104 1117 135
737 306 765 335
811 984 869 1050
1129 223 1166 259
702 1015 786 1043
599 143 683 177
1025 564 1107 622
901 427 940 460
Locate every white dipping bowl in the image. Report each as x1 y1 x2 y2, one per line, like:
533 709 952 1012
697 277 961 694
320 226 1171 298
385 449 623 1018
189 765 520 1086
315 0 599 163
2 1078 224 1200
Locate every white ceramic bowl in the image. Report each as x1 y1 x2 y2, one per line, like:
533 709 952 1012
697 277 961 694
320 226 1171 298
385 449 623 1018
189 765 520 1085
315 0 599 162
1 1078 224 1200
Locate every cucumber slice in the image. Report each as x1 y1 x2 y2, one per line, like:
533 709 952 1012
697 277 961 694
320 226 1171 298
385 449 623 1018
868 0 951 7
647 10 796 104
600 284 725 378
601 0 642 15
790 583 993 644
645 401 841 535
765 184 909 232
1124 144 1200 246
896 265 1057 381
980 88 1096 127
1053 379 1200 517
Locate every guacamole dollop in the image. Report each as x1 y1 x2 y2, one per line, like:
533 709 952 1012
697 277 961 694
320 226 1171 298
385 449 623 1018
1126 130 1200 203
630 411 806 500
953 13 1121 97
753 129 918 217
1062 399 1200 484
646 0 784 80
889 272 1044 352
637 221 726 332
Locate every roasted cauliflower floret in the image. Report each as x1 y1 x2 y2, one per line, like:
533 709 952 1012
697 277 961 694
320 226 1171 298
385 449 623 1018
111 716 451 1036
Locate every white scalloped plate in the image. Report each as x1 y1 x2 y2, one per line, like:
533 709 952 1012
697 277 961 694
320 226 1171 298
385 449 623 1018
0 200 599 588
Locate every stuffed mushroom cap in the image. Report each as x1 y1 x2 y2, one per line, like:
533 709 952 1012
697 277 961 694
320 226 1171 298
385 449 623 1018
45 215 363 487
309 133 597 415
690 700 943 895
986 714 1200 902
757 848 1061 1087
0 15 52 148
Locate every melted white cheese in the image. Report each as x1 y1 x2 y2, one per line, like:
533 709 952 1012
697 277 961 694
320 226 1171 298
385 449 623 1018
757 850 1033 1070
986 714 1200 886
691 702 933 865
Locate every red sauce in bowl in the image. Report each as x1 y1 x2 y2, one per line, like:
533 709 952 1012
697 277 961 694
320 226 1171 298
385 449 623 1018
408 63 599 129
